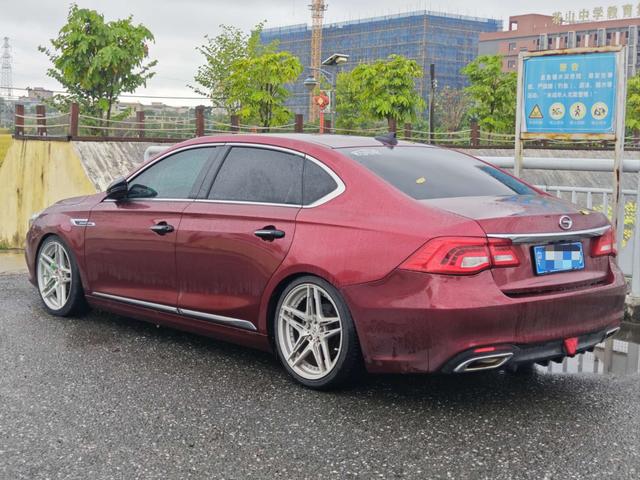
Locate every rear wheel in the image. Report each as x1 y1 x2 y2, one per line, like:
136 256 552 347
274 276 361 389
36 236 87 316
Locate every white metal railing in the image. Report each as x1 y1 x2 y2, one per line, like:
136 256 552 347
535 185 637 284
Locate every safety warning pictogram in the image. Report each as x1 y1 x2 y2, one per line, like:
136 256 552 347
528 104 543 119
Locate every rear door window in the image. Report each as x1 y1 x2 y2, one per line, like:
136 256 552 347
209 147 303 205
341 146 534 200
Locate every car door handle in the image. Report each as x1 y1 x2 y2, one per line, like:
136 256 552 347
254 226 285 241
150 221 174 236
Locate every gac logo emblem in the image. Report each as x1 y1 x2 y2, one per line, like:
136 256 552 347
559 215 573 230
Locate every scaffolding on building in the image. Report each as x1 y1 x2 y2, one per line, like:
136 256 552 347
261 9 502 119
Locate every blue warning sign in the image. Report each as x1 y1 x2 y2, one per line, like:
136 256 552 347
522 52 618 134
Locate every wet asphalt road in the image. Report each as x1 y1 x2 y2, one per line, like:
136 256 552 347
1 273 639 480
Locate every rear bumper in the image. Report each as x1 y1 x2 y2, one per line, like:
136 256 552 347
341 261 626 374
439 325 620 373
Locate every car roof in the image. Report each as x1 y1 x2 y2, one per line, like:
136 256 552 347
179 133 435 150
256 133 426 149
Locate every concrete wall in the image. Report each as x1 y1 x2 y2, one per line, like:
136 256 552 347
0 139 157 248
0 140 96 248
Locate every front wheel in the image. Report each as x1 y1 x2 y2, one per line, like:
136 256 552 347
36 236 87 316
274 276 362 390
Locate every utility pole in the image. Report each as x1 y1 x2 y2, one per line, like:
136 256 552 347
428 63 435 144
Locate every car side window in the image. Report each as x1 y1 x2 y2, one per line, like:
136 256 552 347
303 159 338 205
128 147 214 199
208 147 303 205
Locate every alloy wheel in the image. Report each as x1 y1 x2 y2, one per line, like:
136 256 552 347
37 241 72 311
277 283 343 380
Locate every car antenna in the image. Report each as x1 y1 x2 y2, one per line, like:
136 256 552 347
374 131 398 147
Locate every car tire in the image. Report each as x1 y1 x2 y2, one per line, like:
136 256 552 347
36 235 88 317
274 276 362 390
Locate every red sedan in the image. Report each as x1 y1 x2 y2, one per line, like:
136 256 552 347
25 134 625 389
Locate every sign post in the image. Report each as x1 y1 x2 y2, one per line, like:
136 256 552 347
515 46 628 247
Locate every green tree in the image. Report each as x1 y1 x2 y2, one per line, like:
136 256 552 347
626 74 640 135
461 55 516 133
190 22 270 115
39 4 156 123
335 70 374 131
227 51 302 129
350 55 425 129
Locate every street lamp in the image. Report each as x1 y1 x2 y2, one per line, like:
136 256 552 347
304 53 349 132
322 53 349 66
303 76 320 92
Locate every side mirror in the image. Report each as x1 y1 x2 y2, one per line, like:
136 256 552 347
106 176 128 200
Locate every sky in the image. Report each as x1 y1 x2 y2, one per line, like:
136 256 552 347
1 0 634 105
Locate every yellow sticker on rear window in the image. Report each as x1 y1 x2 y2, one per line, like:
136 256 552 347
416 177 426 184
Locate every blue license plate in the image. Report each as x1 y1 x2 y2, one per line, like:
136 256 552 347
533 241 585 275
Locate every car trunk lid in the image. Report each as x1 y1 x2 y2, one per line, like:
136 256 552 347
421 195 612 296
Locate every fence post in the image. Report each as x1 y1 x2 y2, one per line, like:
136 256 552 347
404 123 412 141
388 118 397 133
14 104 24 137
230 114 239 133
323 118 331 133
69 103 79 138
36 105 47 136
294 114 303 133
136 110 145 138
195 105 205 137
470 119 479 147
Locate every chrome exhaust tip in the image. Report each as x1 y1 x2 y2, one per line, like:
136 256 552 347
604 327 620 339
453 352 513 373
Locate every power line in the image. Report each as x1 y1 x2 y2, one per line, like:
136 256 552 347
9 86 208 101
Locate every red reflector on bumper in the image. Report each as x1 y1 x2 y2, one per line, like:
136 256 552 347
473 346 496 353
563 337 579 356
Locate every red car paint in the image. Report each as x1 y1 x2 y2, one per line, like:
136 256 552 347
25 134 626 374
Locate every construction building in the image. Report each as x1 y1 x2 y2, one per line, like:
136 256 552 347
261 10 502 118
479 13 640 76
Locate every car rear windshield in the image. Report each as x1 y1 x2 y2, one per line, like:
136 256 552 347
341 146 535 200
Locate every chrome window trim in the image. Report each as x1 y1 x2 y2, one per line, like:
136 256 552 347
103 197 193 203
125 143 226 184
91 291 257 332
487 225 610 244
112 141 346 209
194 199 300 208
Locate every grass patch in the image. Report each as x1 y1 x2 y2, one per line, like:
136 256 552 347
0 134 11 169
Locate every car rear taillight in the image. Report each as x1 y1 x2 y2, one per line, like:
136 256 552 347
488 239 520 267
400 237 520 275
591 228 617 257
